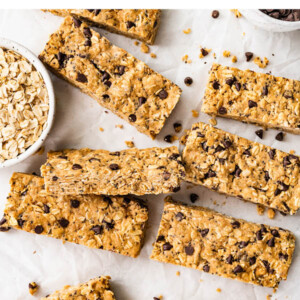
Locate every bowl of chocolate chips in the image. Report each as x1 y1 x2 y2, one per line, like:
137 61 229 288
241 9 300 32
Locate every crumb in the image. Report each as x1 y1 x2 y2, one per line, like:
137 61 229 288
183 28 191 34
35 146 44 155
141 42 149 53
222 201 226 205
216 288 222 293
125 141 135 148
289 150 295 154
242 32 245 36
209 118 217 126
267 208 276 219
33 250 36 254
99 127 104 132
115 124 123 129
191 110 199 117
257 204 265 216
266 295 272 300
231 9 242 18
29 282 38 295
213 200 217 205
150 53 157 58
231 55 237 63
176 271 180 276
134 41 139 46
182 54 192 64
254 57 269 68
199 279 204 282
199 47 211 58
223 50 231 57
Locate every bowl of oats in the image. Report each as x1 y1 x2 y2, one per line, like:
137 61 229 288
0 37 55 168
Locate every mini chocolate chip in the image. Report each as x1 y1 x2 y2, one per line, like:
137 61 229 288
52 176 58 181
43 204 50 214
234 82 241 91
158 89 168 99
76 73 88 83
71 200 80 208
0 218 6 226
83 27 92 38
190 193 199 203
163 242 173 251
199 228 209 237
203 265 210 272
118 65 125 75
264 171 270 182
256 230 263 241
279 252 288 261
271 229 280 237
101 72 110 82
245 52 253 62
283 156 291 167
268 149 276 160
249 256 256 266
267 237 275 247
239 241 249 249
248 100 257 108
73 17 82 28
72 164 82 170
233 265 244 274
163 171 171 180
156 235 165 242
262 85 268 96
275 132 284 141
34 225 44 234
91 225 103 235
218 106 227 115
184 77 193 86
128 114 137 122
225 77 235 86
201 48 209 56
173 122 182 133
226 254 234 264
164 135 173 143
184 245 194 255
231 221 240 228
109 164 119 170
126 21 136 29
94 9 101 15
212 10 220 18
138 97 147 106
175 212 184 221
255 129 263 139
212 80 220 89
59 218 69 228
261 225 268 233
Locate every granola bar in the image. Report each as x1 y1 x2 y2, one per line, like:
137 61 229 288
41 276 115 300
40 146 185 196
150 198 295 289
39 17 181 139
202 63 300 134
181 122 300 214
1 173 148 258
44 9 161 44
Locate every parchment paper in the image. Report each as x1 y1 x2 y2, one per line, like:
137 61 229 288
0 9 299 300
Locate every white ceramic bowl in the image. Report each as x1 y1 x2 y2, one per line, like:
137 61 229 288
241 9 300 32
0 37 55 168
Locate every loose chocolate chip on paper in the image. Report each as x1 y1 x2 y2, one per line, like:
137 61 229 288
91 225 103 235
164 135 173 143
43 204 50 214
59 218 69 228
234 82 241 91
218 106 227 115
190 193 199 203
201 48 209 56
275 132 284 141
128 114 137 122
184 77 193 86
212 10 220 18
255 129 264 139
76 73 88 83
158 89 168 99
72 164 82 170
184 245 195 256
173 122 182 133
163 242 173 251
109 164 120 170
245 52 253 62
71 200 80 208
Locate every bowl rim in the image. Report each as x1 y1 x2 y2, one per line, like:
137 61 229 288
0 37 55 168
256 9 300 26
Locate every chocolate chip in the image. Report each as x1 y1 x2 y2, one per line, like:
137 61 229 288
283 156 291 167
84 39 91 47
76 73 88 83
184 245 195 255
109 164 119 170
172 186 181 193
93 9 101 15
57 52 67 68
212 80 220 89
245 52 253 62
118 65 125 75
101 72 110 82
233 165 242 177
173 122 182 133
91 225 103 235
268 149 276 160
52 176 58 181
278 181 289 191
262 85 268 96
0 218 6 226
225 77 235 86
73 17 82 28
190 193 199 203
138 97 147 106
156 235 165 242
203 265 210 272
169 153 180 160
231 221 240 228
175 212 184 221
239 241 249 249
212 10 220 18
271 229 280 237
274 188 282 196
83 27 92 38
126 21 136 29
255 129 263 139
18 218 25 228
226 254 233 264
249 256 256 266
215 145 225 153
128 114 137 122
279 252 288 261
0 227 10 232
264 171 270 182
199 228 209 237
163 242 173 251
275 132 284 141
243 149 251 156
59 218 69 228
71 200 80 208
43 204 50 214
102 94 109 100
248 100 257 108
164 135 173 143
72 164 82 170
184 77 193 86
218 107 227 115
34 225 44 234
103 220 114 230
163 171 171 180
201 48 209 56
267 237 275 247
158 89 168 99
234 82 241 91
223 139 232 149
256 229 263 240
104 80 112 87
233 265 244 274
205 170 216 178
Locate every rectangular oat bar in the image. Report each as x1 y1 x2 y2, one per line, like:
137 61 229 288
181 122 300 214
202 63 300 134
0 173 148 258
41 276 115 300
150 198 295 289
40 146 185 196
39 16 181 139
44 9 161 45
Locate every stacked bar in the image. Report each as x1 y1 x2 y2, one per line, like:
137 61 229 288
39 16 181 138
44 9 161 44
1 173 148 257
202 63 300 134
41 146 185 196
181 122 300 214
41 276 115 300
151 198 295 288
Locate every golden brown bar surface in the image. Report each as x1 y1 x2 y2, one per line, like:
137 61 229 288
39 17 181 138
151 198 295 289
181 122 300 214
202 63 300 134
41 146 185 196
44 9 161 44
41 276 115 300
0 173 148 258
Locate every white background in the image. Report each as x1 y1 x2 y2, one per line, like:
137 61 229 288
0 9 300 300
